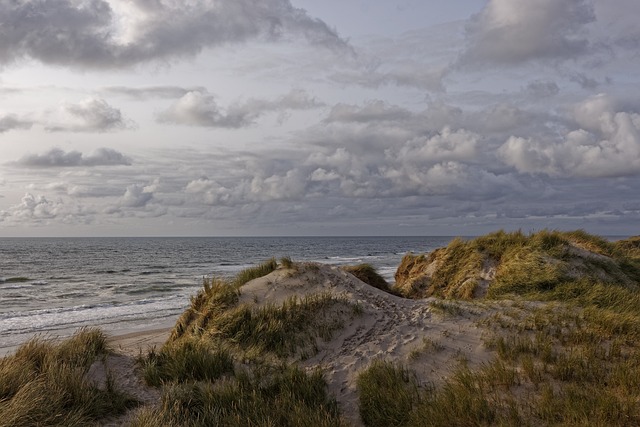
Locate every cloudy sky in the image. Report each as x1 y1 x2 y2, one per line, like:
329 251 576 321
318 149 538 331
1 0 639 237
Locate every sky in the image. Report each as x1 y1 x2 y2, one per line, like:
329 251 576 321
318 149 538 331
1 0 639 237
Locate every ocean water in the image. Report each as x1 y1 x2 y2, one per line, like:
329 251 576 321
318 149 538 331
0 236 454 353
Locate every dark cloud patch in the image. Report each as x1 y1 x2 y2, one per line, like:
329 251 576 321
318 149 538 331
0 0 350 69
16 148 132 168
0 115 34 133
568 72 601 89
525 80 560 98
158 89 323 128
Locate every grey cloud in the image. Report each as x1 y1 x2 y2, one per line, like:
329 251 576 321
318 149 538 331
16 148 132 168
0 115 34 133
324 101 413 124
102 86 208 100
461 0 595 66
331 66 445 92
526 80 560 98
46 98 134 132
568 72 602 89
499 94 640 178
158 89 322 128
0 0 350 69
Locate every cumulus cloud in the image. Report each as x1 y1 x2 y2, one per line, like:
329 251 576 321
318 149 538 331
0 114 34 133
119 184 153 208
0 193 95 225
158 89 322 128
16 148 132 168
499 94 640 177
45 98 134 132
461 0 595 65
0 0 350 69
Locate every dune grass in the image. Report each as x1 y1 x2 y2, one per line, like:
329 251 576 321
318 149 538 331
342 263 398 295
357 360 421 427
232 257 278 287
361 231 640 426
396 229 640 300
140 339 234 386
132 365 346 427
0 328 136 427
167 260 359 360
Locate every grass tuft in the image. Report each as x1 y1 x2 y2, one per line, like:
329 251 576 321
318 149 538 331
342 263 395 294
357 360 421 427
232 258 278 287
0 328 136 427
140 339 234 386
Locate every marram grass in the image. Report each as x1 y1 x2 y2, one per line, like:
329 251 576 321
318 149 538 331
0 328 136 427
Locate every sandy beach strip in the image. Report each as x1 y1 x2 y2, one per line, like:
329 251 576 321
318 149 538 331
108 327 171 357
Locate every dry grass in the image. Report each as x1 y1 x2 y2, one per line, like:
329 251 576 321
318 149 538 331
395 229 640 301
132 365 346 427
0 328 136 427
342 263 396 294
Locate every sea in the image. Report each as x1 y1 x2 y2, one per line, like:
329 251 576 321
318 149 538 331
0 236 454 354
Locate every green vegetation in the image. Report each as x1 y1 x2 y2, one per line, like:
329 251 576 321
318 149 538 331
0 328 136 427
132 365 345 427
342 263 396 294
232 257 278 287
357 360 420 427
141 339 234 386
395 229 640 300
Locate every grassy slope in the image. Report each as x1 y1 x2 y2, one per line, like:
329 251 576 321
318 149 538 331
395 229 640 299
362 230 640 426
135 258 357 426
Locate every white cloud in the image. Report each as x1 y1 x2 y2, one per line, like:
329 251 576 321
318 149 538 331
0 193 95 225
499 94 640 177
46 98 135 132
119 184 153 208
158 89 322 128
